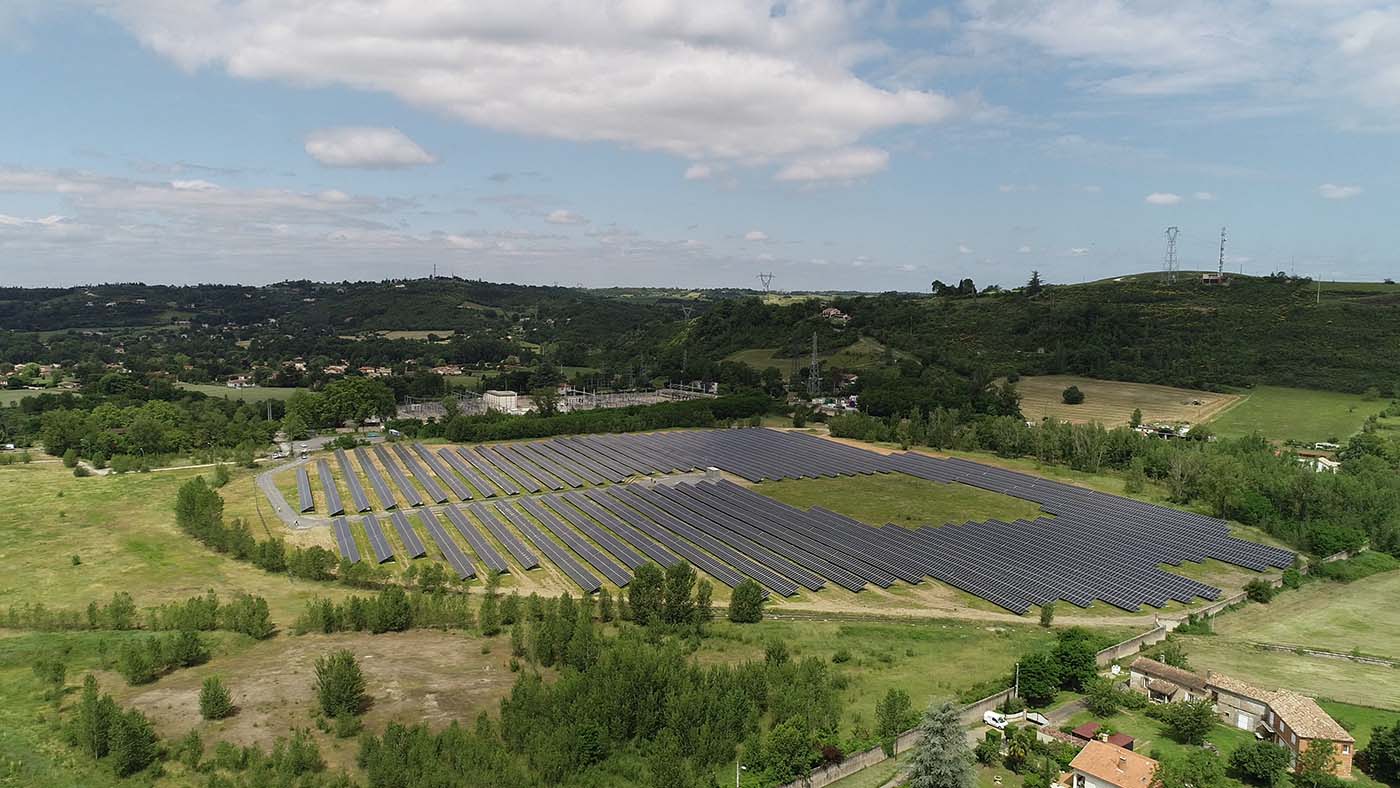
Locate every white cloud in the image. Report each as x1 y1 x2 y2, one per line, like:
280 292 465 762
1193 191 1216 201
1319 183 1363 200
958 244 974 254
756 252 775 262
744 230 768 242
1082 185 1103 193
774 147 889 182
170 179 221 191
1145 192 1183 205
304 127 436 169
683 164 713 181
896 263 916 272
545 209 589 225
1017 245 1033 254
1069 247 1091 256
999 183 1038 193
100 1 965 174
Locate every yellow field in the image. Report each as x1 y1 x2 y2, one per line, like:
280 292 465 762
1014 375 1239 427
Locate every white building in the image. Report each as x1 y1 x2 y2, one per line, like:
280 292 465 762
484 390 519 413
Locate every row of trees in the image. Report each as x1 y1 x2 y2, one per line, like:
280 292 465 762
3 589 272 640
176 476 340 581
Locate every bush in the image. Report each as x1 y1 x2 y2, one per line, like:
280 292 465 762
200 675 234 720
72 465 90 478
1311 552 1399 583
1245 579 1276 604
1153 699 1217 745
210 463 231 488
1230 739 1292 786
1061 386 1085 405
62 448 78 468
314 649 366 718
727 579 765 623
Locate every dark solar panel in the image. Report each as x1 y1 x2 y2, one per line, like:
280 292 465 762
315 459 345 516
388 510 427 558
361 514 393 563
335 449 372 512
331 517 359 563
295 466 314 513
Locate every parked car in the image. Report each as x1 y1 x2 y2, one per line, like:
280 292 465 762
983 711 1008 730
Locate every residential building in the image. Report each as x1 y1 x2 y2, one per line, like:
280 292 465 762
1128 657 1208 703
1069 740 1157 788
1204 674 1355 777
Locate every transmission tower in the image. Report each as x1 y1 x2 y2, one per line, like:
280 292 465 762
680 306 694 377
1163 226 1180 284
807 332 820 396
757 272 774 294
1217 226 1227 275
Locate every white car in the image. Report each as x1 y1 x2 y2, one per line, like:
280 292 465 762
983 711 1008 730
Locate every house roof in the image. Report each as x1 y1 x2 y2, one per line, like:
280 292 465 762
1130 656 1207 692
1206 671 1272 702
1269 691 1354 742
1147 678 1180 696
1072 722 1102 739
1107 733 1135 749
1071 741 1157 788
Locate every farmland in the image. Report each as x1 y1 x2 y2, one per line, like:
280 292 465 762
1207 385 1378 443
1013 374 1238 427
176 382 306 402
1210 569 1400 657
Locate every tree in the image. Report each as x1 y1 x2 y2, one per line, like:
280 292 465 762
693 580 713 627
1026 271 1044 297
1051 628 1100 691
876 688 916 752
314 649 367 718
1084 678 1124 717
1017 651 1061 708
62 448 79 468
1154 639 1190 669
1131 408 1143 428
1295 741 1340 788
629 562 665 626
907 700 977 788
1157 699 1217 745
1229 740 1291 786
200 675 234 720
66 675 115 759
728 578 765 623
1363 721 1400 784
662 561 696 625
531 387 561 417
1039 602 1055 628
1062 386 1085 405
1245 579 1276 604
108 707 160 777
1154 750 1227 788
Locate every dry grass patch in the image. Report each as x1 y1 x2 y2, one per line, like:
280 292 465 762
1014 375 1238 427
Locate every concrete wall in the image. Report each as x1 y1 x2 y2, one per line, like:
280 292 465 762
1095 626 1170 666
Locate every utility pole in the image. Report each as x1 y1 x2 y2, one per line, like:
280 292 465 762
757 272 774 294
1163 226 1179 284
807 332 820 396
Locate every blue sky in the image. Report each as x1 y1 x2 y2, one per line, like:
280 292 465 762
1 1 1397 291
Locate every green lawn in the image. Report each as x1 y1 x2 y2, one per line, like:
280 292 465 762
1064 706 1258 763
176 383 306 402
752 473 1045 528
724 337 909 373
1207 386 1379 444
1318 701 1400 749
1211 570 1400 658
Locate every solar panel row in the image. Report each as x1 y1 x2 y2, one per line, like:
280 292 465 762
335 449 372 512
360 514 394 563
331 516 359 563
295 466 314 513
315 459 345 516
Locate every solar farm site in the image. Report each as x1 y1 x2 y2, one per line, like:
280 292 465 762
273 428 1294 615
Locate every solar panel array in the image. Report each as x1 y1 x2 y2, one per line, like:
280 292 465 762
315 459 345 516
295 467 314 513
308 428 1294 613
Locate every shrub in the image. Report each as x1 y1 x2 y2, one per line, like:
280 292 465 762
728 578 765 623
1230 739 1291 786
72 465 90 478
314 649 366 718
1061 386 1085 405
200 675 234 720
1039 602 1055 628
832 648 851 664
62 448 78 468
1245 579 1276 604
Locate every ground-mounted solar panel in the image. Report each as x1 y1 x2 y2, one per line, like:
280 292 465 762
355 446 397 509
418 507 476 580
442 504 509 574
413 443 473 501
539 494 647 569
438 448 499 498
296 466 315 513
388 510 427 558
373 444 425 506
466 501 539 570
518 497 630 586
393 443 449 503
455 448 519 495
475 446 541 493
563 491 682 570
316 459 345 516
361 514 394 563
494 500 600 592
331 516 360 563
335 449 372 512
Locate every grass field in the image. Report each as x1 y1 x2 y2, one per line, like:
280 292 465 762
0 389 51 405
1210 570 1400 658
1176 635 1400 709
1207 386 1377 443
1065 706 1257 763
753 473 1046 527
1014 375 1238 427
176 382 306 402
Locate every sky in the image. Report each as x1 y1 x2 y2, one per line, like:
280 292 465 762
1 1 1398 291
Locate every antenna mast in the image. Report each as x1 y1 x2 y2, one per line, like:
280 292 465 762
1163 226 1179 284
808 332 820 396
680 305 694 378
1217 227 1227 276
757 272 774 294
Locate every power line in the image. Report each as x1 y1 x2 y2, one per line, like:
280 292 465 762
757 272 774 294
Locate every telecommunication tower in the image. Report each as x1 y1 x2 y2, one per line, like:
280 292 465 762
1163 226 1180 284
1217 227 1227 276
680 305 694 375
807 332 820 396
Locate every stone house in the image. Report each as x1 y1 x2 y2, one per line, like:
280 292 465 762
1069 740 1158 788
1128 657 1208 703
